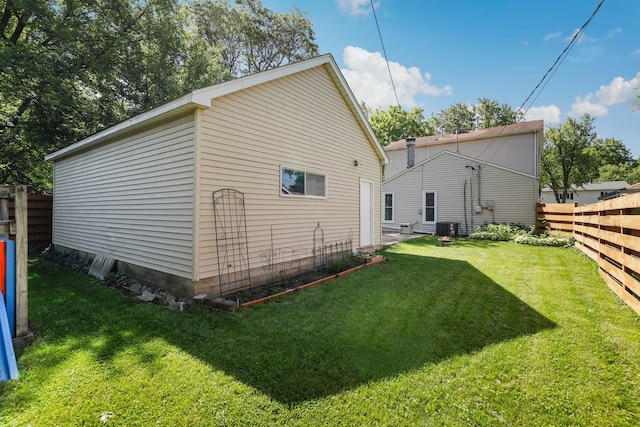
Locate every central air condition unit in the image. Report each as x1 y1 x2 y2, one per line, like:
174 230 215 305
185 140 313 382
436 222 458 237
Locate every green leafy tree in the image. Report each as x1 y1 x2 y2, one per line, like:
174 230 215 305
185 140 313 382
540 114 598 203
190 0 318 78
0 0 188 192
367 105 436 146
436 98 522 133
1 0 317 192
585 137 636 183
437 102 476 134
475 98 523 128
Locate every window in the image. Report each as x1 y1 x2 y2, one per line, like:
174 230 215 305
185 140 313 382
281 167 326 198
423 191 437 223
383 193 394 223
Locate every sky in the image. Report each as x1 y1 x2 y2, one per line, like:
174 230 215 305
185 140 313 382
262 0 640 157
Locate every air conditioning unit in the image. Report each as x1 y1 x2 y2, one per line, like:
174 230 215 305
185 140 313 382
436 222 458 237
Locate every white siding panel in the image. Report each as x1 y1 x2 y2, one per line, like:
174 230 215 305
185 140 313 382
195 67 383 280
383 152 538 235
385 132 537 179
52 114 196 278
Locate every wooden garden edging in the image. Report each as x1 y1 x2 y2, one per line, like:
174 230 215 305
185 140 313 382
537 193 640 315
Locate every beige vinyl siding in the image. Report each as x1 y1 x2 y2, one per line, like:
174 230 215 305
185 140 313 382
382 152 537 234
52 113 196 278
386 132 538 179
195 66 382 280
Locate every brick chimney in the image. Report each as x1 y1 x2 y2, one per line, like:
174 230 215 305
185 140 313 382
406 137 416 168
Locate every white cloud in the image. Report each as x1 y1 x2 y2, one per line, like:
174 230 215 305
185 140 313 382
568 94 608 117
337 0 373 16
543 31 562 42
340 46 452 109
568 75 640 117
595 76 639 105
565 28 596 44
608 28 622 38
523 105 561 123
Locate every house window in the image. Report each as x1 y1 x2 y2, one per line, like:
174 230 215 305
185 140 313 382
383 192 394 223
281 167 327 198
423 191 437 223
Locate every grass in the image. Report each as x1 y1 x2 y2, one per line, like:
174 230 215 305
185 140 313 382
1 237 639 425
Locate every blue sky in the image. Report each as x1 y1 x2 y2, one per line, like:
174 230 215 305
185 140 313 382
262 0 640 157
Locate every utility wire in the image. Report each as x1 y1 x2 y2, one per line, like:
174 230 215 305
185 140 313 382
370 0 401 108
479 0 605 162
518 0 605 116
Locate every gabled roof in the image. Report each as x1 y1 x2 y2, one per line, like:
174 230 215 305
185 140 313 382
384 120 544 152
383 149 537 184
46 54 389 164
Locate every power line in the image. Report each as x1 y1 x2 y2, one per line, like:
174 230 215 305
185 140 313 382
370 0 401 108
480 0 606 162
518 0 605 116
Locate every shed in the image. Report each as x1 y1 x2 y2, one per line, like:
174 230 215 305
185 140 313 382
45 54 389 297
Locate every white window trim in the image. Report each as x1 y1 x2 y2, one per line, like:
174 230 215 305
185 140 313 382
422 190 437 224
280 165 328 199
382 192 394 223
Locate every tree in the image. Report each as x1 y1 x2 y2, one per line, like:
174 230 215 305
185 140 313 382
435 98 522 133
475 98 523 128
190 0 318 78
436 102 476 134
1 0 188 192
540 114 598 203
585 137 635 182
367 105 436 145
1 0 318 192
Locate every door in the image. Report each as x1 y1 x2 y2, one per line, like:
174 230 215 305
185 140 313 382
360 179 373 247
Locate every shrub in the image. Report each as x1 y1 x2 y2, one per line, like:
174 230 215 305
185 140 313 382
469 223 575 248
469 223 528 241
513 234 575 248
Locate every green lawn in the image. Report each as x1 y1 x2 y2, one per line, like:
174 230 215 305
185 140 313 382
1 237 639 426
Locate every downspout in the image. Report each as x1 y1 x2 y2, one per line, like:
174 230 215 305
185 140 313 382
463 180 468 235
477 165 481 209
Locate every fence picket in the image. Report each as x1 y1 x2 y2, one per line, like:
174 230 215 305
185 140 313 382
537 193 640 315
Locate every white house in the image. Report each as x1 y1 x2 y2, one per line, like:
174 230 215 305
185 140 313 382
45 54 389 297
540 181 630 205
382 121 544 235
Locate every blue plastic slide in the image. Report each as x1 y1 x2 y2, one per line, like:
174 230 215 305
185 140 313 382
4 239 16 338
0 294 18 382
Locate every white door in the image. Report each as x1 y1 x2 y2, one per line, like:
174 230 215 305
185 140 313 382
360 180 373 247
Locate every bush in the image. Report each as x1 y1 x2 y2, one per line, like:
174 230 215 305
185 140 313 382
469 223 574 248
513 234 575 248
469 223 528 241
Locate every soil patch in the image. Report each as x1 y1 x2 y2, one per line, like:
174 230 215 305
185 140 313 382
225 260 363 305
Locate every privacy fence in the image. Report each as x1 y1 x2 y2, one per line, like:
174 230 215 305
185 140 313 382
8 194 53 251
537 193 640 315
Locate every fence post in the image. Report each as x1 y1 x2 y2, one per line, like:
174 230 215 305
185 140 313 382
14 186 28 338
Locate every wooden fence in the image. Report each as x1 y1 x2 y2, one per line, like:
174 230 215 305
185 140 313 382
537 193 640 315
8 193 53 251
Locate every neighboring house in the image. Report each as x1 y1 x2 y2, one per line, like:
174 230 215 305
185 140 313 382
541 181 629 205
45 54 389 298
382 121 543 235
